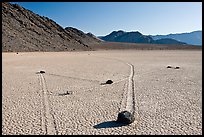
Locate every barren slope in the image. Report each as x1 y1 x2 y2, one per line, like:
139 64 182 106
2 2 101 52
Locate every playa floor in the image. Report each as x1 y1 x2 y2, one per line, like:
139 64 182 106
2 50 202 135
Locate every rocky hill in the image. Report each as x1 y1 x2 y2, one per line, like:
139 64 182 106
65 27 102 47
100 30 187 45
2 2 101 52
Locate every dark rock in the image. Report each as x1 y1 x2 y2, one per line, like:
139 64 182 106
58 91 73 96
40 70 45 73
106 80 113 84
175 66 180 69
167 65 172 68
116 111 135 124
66 91 73 95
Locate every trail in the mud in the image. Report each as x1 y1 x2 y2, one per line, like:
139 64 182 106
38 73 58 135
125 63 136 114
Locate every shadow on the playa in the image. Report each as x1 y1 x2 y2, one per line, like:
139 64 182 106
93 121 127 129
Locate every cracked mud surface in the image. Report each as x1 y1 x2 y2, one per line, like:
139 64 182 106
2 50 202 135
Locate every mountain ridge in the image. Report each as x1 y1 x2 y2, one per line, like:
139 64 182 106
150 30 202 46
100 30 187 45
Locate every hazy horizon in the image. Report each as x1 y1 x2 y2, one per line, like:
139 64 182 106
10 2 202 36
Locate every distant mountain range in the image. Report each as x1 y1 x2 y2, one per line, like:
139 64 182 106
99 31 188 45
150 31 202 46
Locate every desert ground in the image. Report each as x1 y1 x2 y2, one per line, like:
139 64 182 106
2 50 202 135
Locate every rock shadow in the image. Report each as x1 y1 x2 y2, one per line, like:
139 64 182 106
93 120 127 129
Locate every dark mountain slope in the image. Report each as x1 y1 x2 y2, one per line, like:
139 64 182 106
153 38 186 45
2 2 101 52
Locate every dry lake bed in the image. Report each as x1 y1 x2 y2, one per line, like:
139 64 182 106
2 50 202 135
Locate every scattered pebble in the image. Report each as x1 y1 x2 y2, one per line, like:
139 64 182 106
59 91 73 96
66 91 73 95
40 71 45 73
106 80 113 84
167 65 180 69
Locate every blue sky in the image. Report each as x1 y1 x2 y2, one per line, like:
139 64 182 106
11 2 202 36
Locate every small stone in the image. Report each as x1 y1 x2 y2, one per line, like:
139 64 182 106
66 91 73 95
175 66 180 69
40 71 45 73
106 80 113 84
167 66 172 68
116 111 135 124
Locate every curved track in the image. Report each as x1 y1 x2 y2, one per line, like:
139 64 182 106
93 56 139 121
